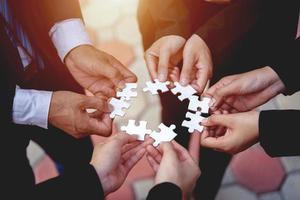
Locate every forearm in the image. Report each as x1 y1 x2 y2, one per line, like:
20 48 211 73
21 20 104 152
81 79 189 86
259 110 300 157
269 38 300 95
195 0 262 65
138 0 190 40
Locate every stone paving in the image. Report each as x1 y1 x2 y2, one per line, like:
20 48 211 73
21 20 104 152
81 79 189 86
27 0 300 199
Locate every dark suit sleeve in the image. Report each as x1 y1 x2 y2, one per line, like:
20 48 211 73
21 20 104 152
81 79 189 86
269 38 300 95
195 0 262 66
146 182 182 200
33 0 83 32
259 110 300 157
33 164 104 200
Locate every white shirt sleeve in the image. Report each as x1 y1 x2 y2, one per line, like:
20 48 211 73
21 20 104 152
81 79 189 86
12 87 53 129
49 18 92 62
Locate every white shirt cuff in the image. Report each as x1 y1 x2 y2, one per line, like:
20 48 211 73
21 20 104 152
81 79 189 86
12 87 53 129
49 18 92 62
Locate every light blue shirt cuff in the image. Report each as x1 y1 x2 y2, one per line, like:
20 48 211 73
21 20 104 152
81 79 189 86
12 87 53 129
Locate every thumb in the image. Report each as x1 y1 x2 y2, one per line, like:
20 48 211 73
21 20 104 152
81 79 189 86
202 114 233 128
207 79 239 109
160 142 178 162
200 135 226 150
80 96 110 113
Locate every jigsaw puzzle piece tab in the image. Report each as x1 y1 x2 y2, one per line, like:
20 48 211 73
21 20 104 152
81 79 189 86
116 83 138 100
109 98 130 118
150 123 177 147
171 82 197 101
188 95 211 114
143 79 170 95
182 111 205 133
121 120 151 141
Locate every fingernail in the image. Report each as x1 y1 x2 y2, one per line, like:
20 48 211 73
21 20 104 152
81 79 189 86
117 80 126 89
158 74 165 82
180 78 188 86
201 118 208 124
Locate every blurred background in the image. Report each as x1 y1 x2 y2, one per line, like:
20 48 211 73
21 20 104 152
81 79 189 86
27 0 300 199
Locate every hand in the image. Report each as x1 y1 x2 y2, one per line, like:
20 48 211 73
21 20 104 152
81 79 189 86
146 141 201 198
49 91 112 138
206 66 285 112
65 45 137 97
90 133 147 196
201 111 259 154
145 35 186 82
145 34 213 93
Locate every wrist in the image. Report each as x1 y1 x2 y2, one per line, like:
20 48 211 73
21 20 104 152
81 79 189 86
264 66 285 92
90 163 110 196
64 44 93 69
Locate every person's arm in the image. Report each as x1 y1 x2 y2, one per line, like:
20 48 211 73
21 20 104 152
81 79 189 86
146 182 182 200
12 87 52 129
259 110 300 157
138 0 190 42
33 164 104 200
195 0 262 66
269 38 300 95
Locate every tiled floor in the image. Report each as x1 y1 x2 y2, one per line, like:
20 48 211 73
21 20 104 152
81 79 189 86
27 1 300 199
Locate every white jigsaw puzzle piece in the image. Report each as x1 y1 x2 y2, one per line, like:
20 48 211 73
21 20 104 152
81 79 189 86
143 79 170 95
150 123 177 147
171 82 197 101
188 96 211 114
121 120 152 141
109 98 130 118
182 111 205 133
116 83 138 100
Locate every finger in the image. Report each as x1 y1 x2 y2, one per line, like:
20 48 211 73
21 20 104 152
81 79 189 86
122 143 145 162
171 141 191 160
180 48 195 85
201 136 225 149
145 52 159 80
80 96 110 113
194 67 210 93
188 133 200 163
87 78 116 98
109 55 137 84
111 132 138 146
160 142 177 161
210 82 239 110
85 115 112 136
122 141 141 154
201 114 232 128
146 145 162 163
123 148 146 174
157 47 171 82
146 154 159 172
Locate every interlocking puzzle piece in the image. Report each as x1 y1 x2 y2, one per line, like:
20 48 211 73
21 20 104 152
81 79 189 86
171 82 197 101
116 83 138 100
121 120 152 141
109 98 130 118
188 96 211 114
182 111 205 133
143 79 170 95
150 123 177 147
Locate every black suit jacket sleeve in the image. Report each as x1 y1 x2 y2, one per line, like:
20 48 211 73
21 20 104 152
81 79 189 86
33 164 104 200
259 110 300 157
146 182 182 200
270 38 300 96
195 0 262 66
259 38 300 157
